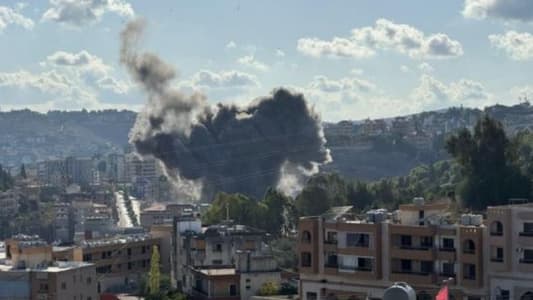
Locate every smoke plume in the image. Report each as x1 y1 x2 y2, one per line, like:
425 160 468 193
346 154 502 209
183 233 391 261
121 19 331 200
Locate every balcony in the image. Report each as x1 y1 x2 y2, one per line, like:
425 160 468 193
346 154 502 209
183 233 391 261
439 272 456 278
463 249 475 254
324 262 338 268
338 265 372 272
519 258 533 264
490 231 503 236
439 247 456 252
392 270 431 276
491 257 504 263
400 245 432 251
324 239 338 245
519 232 533 237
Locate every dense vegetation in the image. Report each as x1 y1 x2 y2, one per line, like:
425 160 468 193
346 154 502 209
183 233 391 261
0 165 13 191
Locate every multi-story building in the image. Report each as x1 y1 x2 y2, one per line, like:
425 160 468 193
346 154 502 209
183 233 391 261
298 200 490 299
171 216 281 299
52 202 74 244
140 203 196 228
0 234 98 300
65 156 94 187
76 233 160 293
0 188 20 218
486 203 533 299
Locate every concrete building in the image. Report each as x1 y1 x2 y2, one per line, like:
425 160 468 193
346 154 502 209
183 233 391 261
77 233 160 293
172 217 281 299
486 203 533 300
140 203 196 228
52 202 74 244
0 234 97 300
297 201 489 299
0 188 20 218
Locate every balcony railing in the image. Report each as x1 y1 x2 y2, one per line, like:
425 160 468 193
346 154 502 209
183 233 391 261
439 272 456 278
491 257 504 263
392 270 431 276
324 263 338 268
519 258 533 264
324 239 338 245
490 231 503 236
463 274 476 280
439 247 456 252
463 249 475 254
399 245 432 251
338 265 372 272
519 232 533 237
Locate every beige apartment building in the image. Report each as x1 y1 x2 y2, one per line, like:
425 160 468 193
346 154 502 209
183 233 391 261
486 203 533 299
0 234 97 300
298 200 498 300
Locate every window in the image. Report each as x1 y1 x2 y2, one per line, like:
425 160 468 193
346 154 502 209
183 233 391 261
521 249 533 263
212 259 223 265
490 221 503 236
420 236 433 249
419 210 425 225
83 254 92 261
301 231 312 243
40 283 49 291
400 235 412 248
306 292 318 300
441 238 455 251
142 246 147 254
463 263 476 280
441 262 455 277
127 248 132 256
346 233 370 247
301 252 312 267
401 259 412 272
229 284 237 296
357 257 372 271
490 247 503 262
420 261 433 274
214 244 222 252
128 262 132 270
463 239 475 254
325 253 338 267
61 282 67 290
326 231 337 244
86 277 92 285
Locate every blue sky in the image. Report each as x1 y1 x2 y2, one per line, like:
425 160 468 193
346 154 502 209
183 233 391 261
0 0 533 121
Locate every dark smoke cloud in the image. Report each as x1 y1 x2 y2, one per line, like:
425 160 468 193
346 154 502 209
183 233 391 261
121 19 331 200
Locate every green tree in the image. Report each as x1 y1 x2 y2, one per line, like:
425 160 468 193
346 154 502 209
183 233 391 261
446 116 531 209
257 281 279 296
148 245 161 296
20 164 27 179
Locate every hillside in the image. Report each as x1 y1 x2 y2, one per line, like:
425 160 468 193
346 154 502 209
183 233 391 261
2 102 533 181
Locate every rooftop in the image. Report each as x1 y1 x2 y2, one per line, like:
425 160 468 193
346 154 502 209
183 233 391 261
197 268 236 276
80 233 153 248
0 261 93 272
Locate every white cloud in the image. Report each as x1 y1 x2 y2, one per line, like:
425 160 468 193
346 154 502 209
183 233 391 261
400 65 410 73
43 50 131 94
297 37 375 59
489 31 533 60
411 74 491 108
418 62 434 73
463 0 533 22
45 50 110 75
42 0 134 27
308 75 375 93
0 5 34 31
275 49 286 57
237 55 269 72
226 41 237 49
510 84 533 100
190 70 259 88
0 69 100 109
297 18 463 60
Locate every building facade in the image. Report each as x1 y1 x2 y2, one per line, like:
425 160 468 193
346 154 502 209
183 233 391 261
297 201 494 300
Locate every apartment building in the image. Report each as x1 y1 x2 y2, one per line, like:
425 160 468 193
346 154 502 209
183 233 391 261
486 203 533 299
50 233 161 293
298 200 489 299
0 234 97 300
171 216 281 299
140 203 196 228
